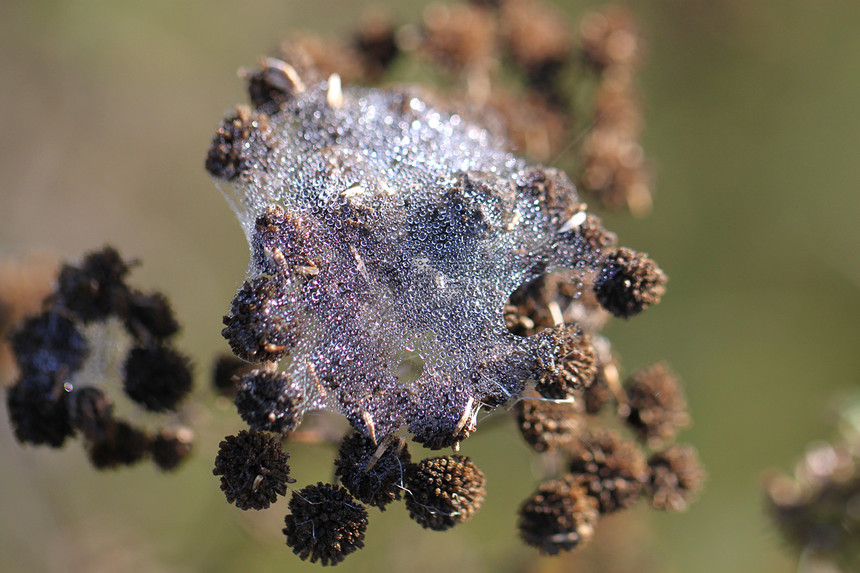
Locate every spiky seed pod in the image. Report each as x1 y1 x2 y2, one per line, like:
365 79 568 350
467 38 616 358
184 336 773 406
534 324 598 400
624 361 690 446
221 275 299 363
234 369 305 433
123 344 193 412
6 375 74 447
283 482 368 566
593 247 666 318
10 310 89 376
647 445 705 512
124 292 179 341
334 432 411 510
404 455 486 531
515 396 584 453
55 246 132 321
213 430 293 510
85 420 151 469
568 429 648 513
518 475 600 555
150 428 194 471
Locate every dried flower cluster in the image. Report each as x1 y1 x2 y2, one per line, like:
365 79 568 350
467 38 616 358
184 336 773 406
764 400 860 571
0 0 701 567
4 247 194 470
514 361 703 555
203 0 700 566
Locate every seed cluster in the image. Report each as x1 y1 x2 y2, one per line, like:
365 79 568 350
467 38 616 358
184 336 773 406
4 247 194 470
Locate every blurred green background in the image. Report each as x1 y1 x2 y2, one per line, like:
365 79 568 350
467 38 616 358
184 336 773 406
2 0 860 571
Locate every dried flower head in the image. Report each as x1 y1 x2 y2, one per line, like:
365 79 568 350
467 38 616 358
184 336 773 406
55 246 132 321
221 275 298 363
283 482 368 566
516 395 584 453
204 106 273 181
213 430 294 510
593 247 667 318
519 475 600 555
568 429 648 513
647 444 705 512
6 373 74 447
404 455 486 531
10 310 89 377
150 427 194 471
534 324 598 400
85 420 151 470
624 361 690 446
334 432 411 510
123 344 193 412
234 369 305 433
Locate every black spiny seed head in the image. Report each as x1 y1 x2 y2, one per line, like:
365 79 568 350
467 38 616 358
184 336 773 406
85 419 151 469
647 444 705 512
11 310 88 376
234 369 305 433
283 482 368 566
594 247 666 318
334 432 411 510
213 430 293 510
122 344 193 412
568 429 648 513
6 375 74 447
625 361 690 447
518 475 600 555
534 324 598 400
404 455 486 531
221 275 298 363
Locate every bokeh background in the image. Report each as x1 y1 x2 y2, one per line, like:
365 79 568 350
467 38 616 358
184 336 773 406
2 1 860 571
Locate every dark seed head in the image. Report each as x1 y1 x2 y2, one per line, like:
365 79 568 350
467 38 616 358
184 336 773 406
515 395 584 453
123 344 193 412
11 310 88 377
213 430 293 510
334 432 411 510
568 429 648 513
624 361 690 446
283 482 368 566
647 444 705 512
85 419 150 470
534 324 598 400
518 475 600 555
404 455 486 531
221 275 298 363
234 369 305 433
594 247 666 318
6 374 74 447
